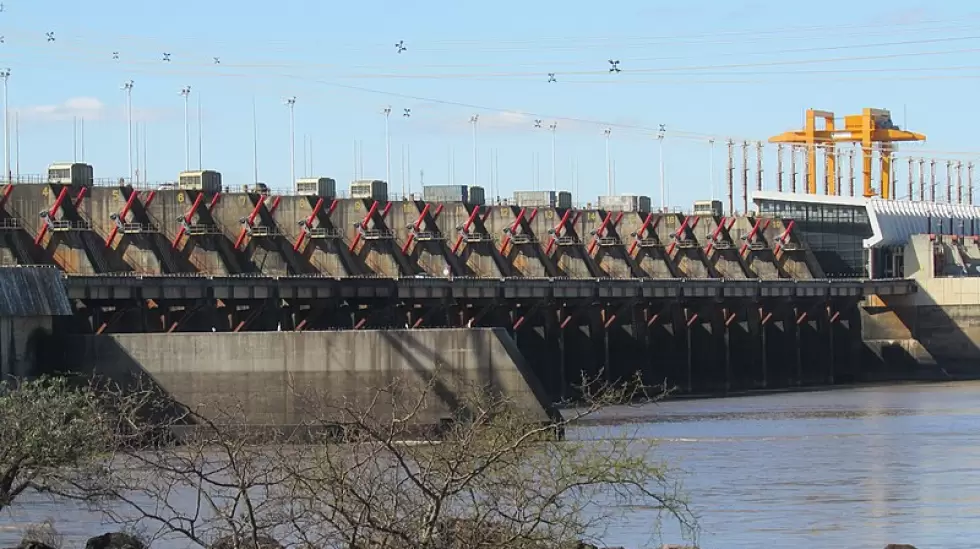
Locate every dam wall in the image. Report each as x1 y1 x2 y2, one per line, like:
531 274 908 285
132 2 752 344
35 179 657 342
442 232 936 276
0 181 821 279
63 328 558 427
863 234 980 376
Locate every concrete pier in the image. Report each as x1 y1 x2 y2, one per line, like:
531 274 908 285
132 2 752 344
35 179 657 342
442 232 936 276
64 328 557 428
57 275 915 400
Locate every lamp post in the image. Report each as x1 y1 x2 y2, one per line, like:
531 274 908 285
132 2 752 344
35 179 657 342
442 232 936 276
180 86 191 171
122 80 134 182
604 128 612 195
285 96 296 184
658 125 666 212
0 68 10 184
470 115 479 187
383 106 392 189
549 122 558 192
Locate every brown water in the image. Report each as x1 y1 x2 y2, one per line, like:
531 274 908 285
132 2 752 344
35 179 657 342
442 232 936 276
3 382 980 548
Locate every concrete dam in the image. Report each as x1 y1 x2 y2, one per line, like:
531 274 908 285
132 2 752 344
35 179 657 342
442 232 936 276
0 175 957 428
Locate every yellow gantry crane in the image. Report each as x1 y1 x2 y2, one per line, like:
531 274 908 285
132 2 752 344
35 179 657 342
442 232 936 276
769 108 926 199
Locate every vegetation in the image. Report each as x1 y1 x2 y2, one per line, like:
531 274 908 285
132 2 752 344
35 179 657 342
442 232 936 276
1 374 697 549
0 377 145 513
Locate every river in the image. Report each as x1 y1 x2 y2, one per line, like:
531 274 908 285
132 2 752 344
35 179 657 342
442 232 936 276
3 381 980 548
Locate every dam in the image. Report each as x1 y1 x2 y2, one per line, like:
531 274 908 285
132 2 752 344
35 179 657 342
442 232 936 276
4 138 980 425
0 168 922 398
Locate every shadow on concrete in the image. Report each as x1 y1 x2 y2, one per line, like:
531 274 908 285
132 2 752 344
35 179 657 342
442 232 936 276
865 290 980 380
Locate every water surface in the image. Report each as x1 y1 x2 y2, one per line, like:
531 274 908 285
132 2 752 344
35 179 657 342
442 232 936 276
3 382 979 548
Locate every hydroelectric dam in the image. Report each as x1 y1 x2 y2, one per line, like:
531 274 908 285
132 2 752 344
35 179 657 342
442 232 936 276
7 151 980 426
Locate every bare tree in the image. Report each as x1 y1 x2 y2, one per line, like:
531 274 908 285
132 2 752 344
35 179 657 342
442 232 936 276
0 376 150 513
275 374 695 549
85 402 294 549
88 376 691 548
45 373 696 549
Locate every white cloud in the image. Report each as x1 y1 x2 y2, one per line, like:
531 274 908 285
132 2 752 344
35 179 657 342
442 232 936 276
18 96 106 122
15 96 166 123
478 111 535 130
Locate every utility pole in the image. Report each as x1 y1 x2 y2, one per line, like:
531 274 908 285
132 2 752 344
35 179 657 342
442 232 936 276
197 94 203 169
383 106 392 188
969 162 975 206
285 97 296 185
790 145 798 193
122 80 134 183
0 69 9 184
726 139 734 215
470 115 479 188
756 141 763 194
604 128 612 195
918 158 925 201
907 157 914 201
549 122 557 192
251 97 259 184
930 159 936 202
776 144 783 193
709 138 716 199
947 160 953 203
14 112 18 180
658 125 666 212
849 148 856 197
957 161 963 204
180 86 191 171
741 141 749 213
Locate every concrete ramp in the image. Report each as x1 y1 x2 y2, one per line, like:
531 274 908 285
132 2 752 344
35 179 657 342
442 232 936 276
68 328 558 428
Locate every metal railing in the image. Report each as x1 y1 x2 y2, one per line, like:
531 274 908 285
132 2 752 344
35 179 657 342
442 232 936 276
185 224 222 236
0 176 772 218
308 227 344 239
46 219 91 232
121 222 160 234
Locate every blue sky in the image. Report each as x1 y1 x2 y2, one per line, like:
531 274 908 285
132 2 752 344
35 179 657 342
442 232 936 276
4 0 980 208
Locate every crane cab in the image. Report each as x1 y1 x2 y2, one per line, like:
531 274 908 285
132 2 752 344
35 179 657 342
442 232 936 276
177 170 222 194
47 163 94 187
693 200 723 217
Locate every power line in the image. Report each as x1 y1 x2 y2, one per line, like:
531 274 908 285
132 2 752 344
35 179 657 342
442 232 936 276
4 19 979 72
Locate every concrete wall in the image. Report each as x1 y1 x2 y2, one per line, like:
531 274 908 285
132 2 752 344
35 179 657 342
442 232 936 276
0 316 53 379
863 234 980 375
66 328 557 428
0 182 826 279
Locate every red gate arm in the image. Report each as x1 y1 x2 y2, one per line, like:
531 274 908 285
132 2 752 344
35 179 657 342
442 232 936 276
293 197 327 252
665 216 690 256
171 192 205 249
544 208 573 255
234 195 267 250
268 195 282 215
628 213 655 255
34 187 70 245
498 207 527 254
774 220 796 254
451 206 481 254
704 216 727 255
401 203 432 255
72 186 88 208
587 212 614 255
348 200 380 252
105 189 141 247
0 184 12 209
